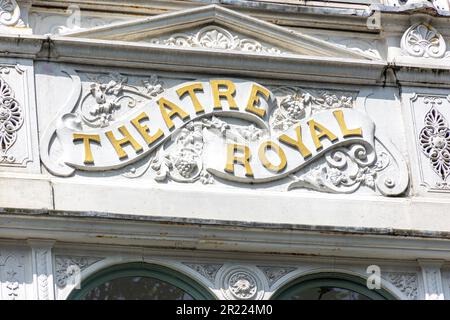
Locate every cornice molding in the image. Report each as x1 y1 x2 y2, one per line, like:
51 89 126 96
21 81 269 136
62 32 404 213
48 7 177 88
2 209 450 261
0 33 387 85
30 0 377 32
2 33 450 86
62 5 374 60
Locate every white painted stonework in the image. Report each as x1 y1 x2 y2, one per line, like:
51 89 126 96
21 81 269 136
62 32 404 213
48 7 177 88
1 0 450 300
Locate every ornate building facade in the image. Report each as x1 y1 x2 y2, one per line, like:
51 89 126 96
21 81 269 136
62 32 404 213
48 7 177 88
1 0 450 300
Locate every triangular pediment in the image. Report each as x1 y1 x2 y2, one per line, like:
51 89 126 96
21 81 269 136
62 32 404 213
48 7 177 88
62 5 375 60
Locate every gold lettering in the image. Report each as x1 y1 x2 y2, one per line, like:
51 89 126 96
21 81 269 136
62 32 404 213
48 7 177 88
258 141 287 173
333 110 362 137
73 133 101 165
308 120 338 150
279 126 312 159
105 125 143 160
158 97 190 130
224 143 254 177
210 80 238 110
246 84 269 118
176 83 205 114
130 112 164 146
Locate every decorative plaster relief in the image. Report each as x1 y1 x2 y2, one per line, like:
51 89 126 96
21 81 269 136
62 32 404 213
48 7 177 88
0 62 38 171
288 136 402 195
219 266 264 300
419 107 450 182
148 25 283 55
0 250 26 300
410 94 450 191
0 74 23 163
401 23 446 58
183 263 222 283
80 72 150 128
257 266 297 287
385 272 419 300
55 256 103 288
40 69 409 196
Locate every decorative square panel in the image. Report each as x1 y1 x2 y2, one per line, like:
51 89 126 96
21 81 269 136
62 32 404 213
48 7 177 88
0 59 39 173
409 93 450 192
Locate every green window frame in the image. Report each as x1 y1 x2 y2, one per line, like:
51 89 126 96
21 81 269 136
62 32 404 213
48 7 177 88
271 272 396 300
68 262 216 300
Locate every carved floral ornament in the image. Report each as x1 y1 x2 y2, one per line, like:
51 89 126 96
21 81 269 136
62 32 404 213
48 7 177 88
149 26 283 55
401 23 447 58
55 256 103 288
40 70 410 196
385 272 419 300
228 272 258 299
220 267 262 300
419 101 450 185
0 76 23 163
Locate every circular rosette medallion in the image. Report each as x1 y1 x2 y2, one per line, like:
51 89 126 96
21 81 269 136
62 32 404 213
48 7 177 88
195 26 236 50
219 266 265 300
228 271 258 299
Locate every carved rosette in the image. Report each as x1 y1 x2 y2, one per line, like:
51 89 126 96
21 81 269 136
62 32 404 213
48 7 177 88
401 23 446 58
220 267 264 300
228 272 258 299
419 107 450 182
0 76 23 163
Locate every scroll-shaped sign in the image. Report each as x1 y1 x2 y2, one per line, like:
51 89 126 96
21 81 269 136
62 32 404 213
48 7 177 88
41 73 409 196
205 108 374 183
56 79 272 171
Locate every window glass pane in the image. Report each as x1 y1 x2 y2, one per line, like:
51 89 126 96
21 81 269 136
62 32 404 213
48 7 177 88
81 276 194 300
287 286 370 300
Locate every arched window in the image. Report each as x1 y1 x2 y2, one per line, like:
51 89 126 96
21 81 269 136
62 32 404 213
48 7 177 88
272 273 395 300
68 262 215 300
